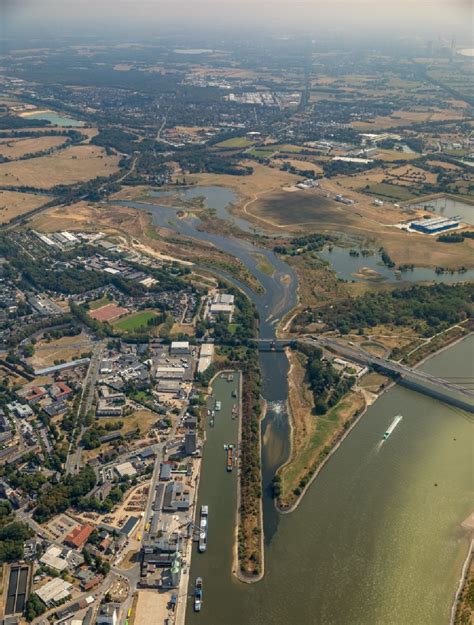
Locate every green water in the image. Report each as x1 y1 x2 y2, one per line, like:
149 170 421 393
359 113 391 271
185 336 473 625
25 111 83 127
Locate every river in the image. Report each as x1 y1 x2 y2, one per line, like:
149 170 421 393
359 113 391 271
116 187 473 624
186 337 473 625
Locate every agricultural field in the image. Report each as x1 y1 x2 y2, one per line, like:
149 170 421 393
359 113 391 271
352 108 467 130
0 189 52 223
0 135 68 159
334 164 437 199
0 144 120 189
376 149 420 162
363 182 419 201
112 310 158 332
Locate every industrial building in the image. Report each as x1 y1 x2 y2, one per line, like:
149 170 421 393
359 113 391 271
114 461 137 478
206 292 235 322
40 546 74 572
170 341 190 355
35 578 72 606
198 343 214 373
409 216 460 234
162 481 190 512
184 430 197 455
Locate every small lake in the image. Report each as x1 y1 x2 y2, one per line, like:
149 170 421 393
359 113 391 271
24 111 84 127
408 196 474 226
319 245 474 283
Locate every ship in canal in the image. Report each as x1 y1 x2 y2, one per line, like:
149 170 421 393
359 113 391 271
227 446 234 472
215 400 222 411
199 505 208 553
383 415 403 440
194 577 203 612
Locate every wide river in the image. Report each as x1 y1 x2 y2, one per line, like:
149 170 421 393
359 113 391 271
116 187 473 625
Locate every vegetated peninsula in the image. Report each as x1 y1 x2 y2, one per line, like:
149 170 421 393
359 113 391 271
275 282 473 511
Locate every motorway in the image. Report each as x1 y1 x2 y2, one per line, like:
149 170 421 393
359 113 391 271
304 336 474 410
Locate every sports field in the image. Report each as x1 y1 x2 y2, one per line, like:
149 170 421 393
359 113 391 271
113 310 158 331
89 303 128 321
215 137 255 148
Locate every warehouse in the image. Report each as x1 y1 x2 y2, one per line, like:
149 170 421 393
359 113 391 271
35 578 72 606
170 341 190 355
409 216 460 234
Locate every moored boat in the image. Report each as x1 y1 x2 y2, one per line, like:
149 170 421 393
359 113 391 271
199 505 208 553
227 447 234 472
194 577 203 611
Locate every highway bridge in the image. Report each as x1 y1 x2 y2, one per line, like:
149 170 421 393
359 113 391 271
254 336 474 413
303 336 474 413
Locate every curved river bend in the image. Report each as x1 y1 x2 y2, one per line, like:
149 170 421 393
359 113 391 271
116 188 473 625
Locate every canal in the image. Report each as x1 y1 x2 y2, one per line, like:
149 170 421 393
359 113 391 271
117 187 473 624
185 373 240 622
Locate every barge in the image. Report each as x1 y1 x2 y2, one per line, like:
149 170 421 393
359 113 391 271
198 505 208 553
226 446 234 472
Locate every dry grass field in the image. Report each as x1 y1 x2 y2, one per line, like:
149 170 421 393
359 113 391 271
426 160 463 171
333 164 437 196
276 158 324 174
376 149 420 162
353 108 466 130
0 189 53 223
186 161 298 201
0 136 68 159
28 333 93 369
249 189 344 227
385 165 437 186
0 144 119 189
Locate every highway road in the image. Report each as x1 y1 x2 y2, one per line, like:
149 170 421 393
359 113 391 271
304 336 474 410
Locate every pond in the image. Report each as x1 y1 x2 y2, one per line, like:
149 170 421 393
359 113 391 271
24 111 84 127
319 244 474 283
408 196 474 226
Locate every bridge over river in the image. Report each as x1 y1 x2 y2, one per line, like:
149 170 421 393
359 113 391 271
255 336 474 413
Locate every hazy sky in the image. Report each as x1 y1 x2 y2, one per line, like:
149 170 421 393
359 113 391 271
1 0 472 40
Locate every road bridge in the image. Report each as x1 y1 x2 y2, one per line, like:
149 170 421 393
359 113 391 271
303 336 474 413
